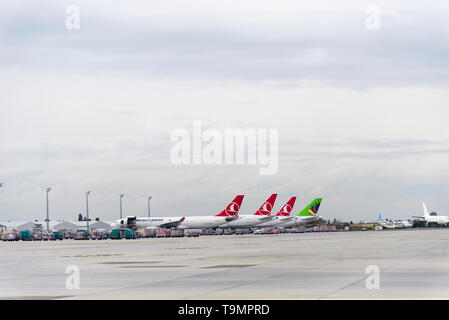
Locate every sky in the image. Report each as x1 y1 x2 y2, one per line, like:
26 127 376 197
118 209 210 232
0 0 449 222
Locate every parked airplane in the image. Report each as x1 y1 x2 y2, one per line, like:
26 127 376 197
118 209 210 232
112 195 244 230
377 213 396 229
392 219 413 228
253 197 297 228
219 194 277 229
276 198 323 228
413 202 449 227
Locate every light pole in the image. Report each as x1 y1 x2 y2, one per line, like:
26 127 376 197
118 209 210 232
86 191 91 232
148 196 152 217
46 188 52 231
120 194 124 219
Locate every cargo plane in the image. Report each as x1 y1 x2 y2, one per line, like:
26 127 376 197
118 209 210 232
413 202 449 227
112 195 244 230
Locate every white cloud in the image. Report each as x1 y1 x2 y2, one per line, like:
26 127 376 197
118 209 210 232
0 1 448 222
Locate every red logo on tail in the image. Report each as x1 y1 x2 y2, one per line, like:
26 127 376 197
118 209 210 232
276 197 297 217
254 194 277 216
216 195 244 217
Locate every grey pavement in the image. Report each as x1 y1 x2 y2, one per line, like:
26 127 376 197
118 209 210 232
1 229 448 299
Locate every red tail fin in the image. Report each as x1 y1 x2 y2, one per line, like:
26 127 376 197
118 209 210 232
254 194 277 216
276 197 296 216
215 195 244 217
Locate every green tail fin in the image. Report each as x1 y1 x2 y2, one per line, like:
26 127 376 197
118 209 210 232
296 198 323 217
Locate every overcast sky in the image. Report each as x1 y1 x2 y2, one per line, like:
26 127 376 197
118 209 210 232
1 0 448 222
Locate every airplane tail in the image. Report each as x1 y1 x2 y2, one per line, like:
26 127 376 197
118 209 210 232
378 213 385 222
254 194 277 216
276 197 297 217
296 198 323 217
215 195 244 217
422 202 430 218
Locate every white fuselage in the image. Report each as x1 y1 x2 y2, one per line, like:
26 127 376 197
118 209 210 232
277 216 319 228
113 216 235 230
112 217 180 229
378 221 396 229
135 217 180 228
425 215 449 226
402 221 413 228
393 220 413 228
179 216 236 229
220 215 272 229
255 216 292 228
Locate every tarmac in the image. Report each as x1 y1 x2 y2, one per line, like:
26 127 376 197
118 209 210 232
1 228 449 299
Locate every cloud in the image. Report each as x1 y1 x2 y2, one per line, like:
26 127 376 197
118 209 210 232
0 1 449 222
281 139 449 160
1 1 449 87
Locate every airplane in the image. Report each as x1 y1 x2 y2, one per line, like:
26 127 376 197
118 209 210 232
392 219 413 229
253 197 297 228
219 194 278 229
377 213 396 229
111 195 244 230
275 198 323 228
412 202 449 227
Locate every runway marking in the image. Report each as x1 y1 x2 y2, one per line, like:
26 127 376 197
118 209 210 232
202 264 257 269
119 265 187 268
73 254 123 257
101 261 163 265
3 295 75 300
316 238 449 299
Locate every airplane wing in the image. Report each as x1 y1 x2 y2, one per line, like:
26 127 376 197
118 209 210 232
159 217 186 228
225 216 239 222
259 216 274 222
412 216 425 221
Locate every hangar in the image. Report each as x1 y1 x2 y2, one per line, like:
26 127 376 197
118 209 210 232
53 221 79 232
